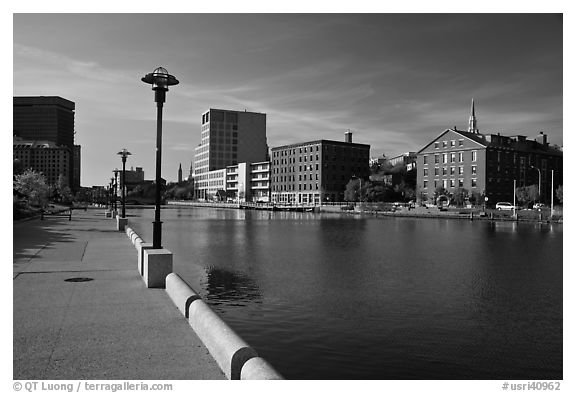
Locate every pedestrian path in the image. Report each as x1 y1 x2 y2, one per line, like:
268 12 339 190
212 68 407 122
13 209 225 380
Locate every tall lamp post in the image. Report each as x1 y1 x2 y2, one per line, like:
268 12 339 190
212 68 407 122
530 165 541 201
142 67 179 249
113 169 120 215
117 149 132 218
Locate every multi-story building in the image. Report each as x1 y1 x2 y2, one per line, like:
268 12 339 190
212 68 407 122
387 152 417 171
193 161 270 202
270 132 370 204
13 96 80 189
416 101 562 205
193 108 268 175
13 137 72 186
120 167 145 192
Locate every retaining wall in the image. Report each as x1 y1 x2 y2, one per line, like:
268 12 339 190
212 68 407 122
124 226 283 380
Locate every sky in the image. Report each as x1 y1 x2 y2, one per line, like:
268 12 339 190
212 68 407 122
12 12 563 187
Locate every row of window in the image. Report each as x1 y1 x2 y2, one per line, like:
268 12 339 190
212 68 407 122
423 165 477 176
273 183 320 192
423 178 478 189
435 140 465 149
423 151 477 165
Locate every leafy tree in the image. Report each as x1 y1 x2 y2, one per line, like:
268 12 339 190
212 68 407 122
51 175 73 205
515 185 539 207
344 179 361 202
556 185 563 204
13 169 50 207
452 187 469 207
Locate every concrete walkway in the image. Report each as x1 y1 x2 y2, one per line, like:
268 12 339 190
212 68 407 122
13 209 225 380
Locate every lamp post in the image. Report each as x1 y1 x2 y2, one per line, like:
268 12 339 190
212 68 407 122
142 67 179 249
117 149 132 218
113 168 120 215
530 165 541 201
109 178 114 212
550 169 554 220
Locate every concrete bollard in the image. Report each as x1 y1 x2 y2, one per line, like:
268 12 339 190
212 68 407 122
240 357 284 380
116 216 128 231
142 248 173 288
137 242 154 275
188 299 258 380
130 231 140 245
126 227 134 237
165 273 201 318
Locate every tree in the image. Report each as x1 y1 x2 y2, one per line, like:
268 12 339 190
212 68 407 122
344 179 361 202
51 175 73 205
13 169 50 207
556 185 563 204
515 185 539 207
452 187 469 207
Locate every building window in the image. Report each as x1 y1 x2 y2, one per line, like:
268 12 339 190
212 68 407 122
435 154 440 164
450 179 455 188
442 154 447 164
459 140 464 146
450 153 456 163
442 167 447 175
423 180 428 189
423 155 428 165
435 142 440 149
443 141 448 148
471 178 477 188
423 168 428 177
458 166 464 175
458 179 464 187
458 152 463 162
471 165 477 175
451 140 456 147
450 167 455 175
471 151 477 162
434 167 439 176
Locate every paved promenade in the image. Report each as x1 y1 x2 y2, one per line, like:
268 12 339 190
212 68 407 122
13 209 225 380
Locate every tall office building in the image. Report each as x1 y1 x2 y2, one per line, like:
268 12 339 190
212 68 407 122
194 109 268 176
13 96 80 189
14 96 75 148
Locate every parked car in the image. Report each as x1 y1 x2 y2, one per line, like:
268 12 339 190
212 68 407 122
495 202 515 211
533 203 545 210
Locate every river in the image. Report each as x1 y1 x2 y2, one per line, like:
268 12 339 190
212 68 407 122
128 206 562 380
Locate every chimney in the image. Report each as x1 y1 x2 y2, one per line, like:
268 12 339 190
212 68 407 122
345 130 353 143
538 131 548 146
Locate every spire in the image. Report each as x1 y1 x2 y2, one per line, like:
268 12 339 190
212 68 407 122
468 98 479 133
178 163 183 183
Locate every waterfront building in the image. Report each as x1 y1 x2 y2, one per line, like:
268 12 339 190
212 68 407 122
13 96 80 189
387 152 417 171
194 161 270 202
270 132 370 204
13 137 72 187
416 101 563 205
193 109 268 175
120 167 145 192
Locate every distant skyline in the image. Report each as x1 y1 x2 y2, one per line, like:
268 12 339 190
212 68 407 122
13 13 563 187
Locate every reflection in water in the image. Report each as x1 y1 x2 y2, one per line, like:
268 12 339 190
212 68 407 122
203 266 262 307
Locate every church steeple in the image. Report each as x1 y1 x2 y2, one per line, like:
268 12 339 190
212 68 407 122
178 163 182 183
468 98 479 133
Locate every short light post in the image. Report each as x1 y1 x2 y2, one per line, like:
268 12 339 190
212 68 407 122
142 67 179 249
117 149 132 218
